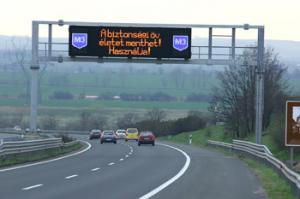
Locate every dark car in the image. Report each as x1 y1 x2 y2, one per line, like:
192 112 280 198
138 131 155 146
100 130 117 144
89 129 101 140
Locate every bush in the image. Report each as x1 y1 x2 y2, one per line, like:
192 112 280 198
117 113 139 129
98 92 114 100
119 92 176 102
174 115 206 134
49 91 74 100
129 114 207 137
268 113 286 150
63 112 107 131
54 133 74 143
40 115 59 130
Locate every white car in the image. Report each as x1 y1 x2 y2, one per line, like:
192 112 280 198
115 129 126 139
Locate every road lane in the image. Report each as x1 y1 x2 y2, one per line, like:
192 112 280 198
0 137 266 199
152 142 266 199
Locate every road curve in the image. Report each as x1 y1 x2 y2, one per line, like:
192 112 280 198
0 136 266 199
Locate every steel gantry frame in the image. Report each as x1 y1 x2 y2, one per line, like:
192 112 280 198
30 20 264 144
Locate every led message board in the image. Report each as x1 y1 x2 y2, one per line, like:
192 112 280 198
69 26 191 59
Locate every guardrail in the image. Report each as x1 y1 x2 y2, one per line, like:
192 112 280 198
0 128 89 135
0 138 65 156
207 139 300 198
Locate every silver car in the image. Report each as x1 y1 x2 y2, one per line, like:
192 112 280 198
115 129 126 139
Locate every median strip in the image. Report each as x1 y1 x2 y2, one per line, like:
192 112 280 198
22 184 43 191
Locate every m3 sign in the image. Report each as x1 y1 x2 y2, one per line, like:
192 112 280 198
69 26 191 59
286 101 300 146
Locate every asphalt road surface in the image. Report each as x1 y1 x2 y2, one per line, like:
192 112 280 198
0 136 266 199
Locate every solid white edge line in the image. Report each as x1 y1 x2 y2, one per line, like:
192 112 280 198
22 184 43 190
65 174 78 179
0 140 92 172
139 143 191 199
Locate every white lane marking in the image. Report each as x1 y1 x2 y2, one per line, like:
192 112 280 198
0 140 92 172
139 143 191 199
119 158 124 161
22 184 43 191
129 152 132 155
65 174 78 179
108 162 115 166
125 155 129 158
91 168 100 171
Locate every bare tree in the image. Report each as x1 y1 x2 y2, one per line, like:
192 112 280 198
40 115 59 130
9 37 30 104
117 113 138 128
119 67 128 88
210 48 287 138
147 108 166 123
101 69 111 88
171 67 185 89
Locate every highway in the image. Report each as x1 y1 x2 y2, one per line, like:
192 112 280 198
0 136 266 199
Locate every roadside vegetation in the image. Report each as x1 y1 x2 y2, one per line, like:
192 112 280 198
158 48 298 199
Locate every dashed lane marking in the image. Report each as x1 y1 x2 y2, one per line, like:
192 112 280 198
22 184 43 191
91 168 100 171
65 174 78 179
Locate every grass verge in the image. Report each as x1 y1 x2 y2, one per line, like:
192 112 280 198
241 156 296 199
0 142 82 168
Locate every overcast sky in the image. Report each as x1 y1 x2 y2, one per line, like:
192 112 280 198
1 0 299 41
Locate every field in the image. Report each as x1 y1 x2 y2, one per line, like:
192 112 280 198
0 67 299 128
0 68 214 114
0 69 217 98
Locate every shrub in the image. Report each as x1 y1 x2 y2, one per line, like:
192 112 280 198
49 91 74 100
54 133 74 143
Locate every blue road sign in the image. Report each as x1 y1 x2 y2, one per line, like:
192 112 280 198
173 35 189 51
72 33 88 49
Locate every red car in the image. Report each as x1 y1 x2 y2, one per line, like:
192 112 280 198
138 131 155 146
89 129 101 140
